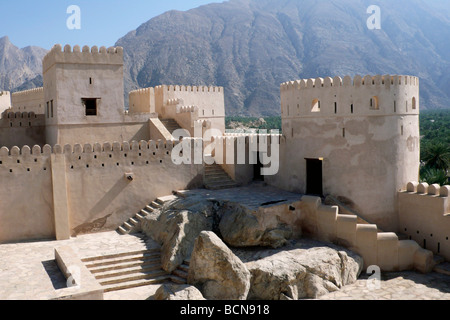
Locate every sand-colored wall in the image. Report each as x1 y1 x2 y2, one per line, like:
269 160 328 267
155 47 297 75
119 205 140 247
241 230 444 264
268 75 420 232
398 182 450 260
11 88 45 114
0 91 11 114
299 195 434 273
0 112 46 149
0 145 55 243
0 139 203 243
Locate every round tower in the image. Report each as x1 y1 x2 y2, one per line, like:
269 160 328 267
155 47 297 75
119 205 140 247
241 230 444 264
269 74 420 232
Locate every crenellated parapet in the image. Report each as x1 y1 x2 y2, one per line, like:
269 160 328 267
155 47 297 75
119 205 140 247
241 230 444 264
42 44 123 72
0 139 199 173
11 87 44 100
156 85 223 94
398 181 450 260
281 74 419 117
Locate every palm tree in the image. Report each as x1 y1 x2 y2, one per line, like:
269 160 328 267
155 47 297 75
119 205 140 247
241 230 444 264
421 142 450 171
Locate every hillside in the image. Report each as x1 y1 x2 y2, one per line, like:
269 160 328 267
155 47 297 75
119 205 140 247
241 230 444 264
1 1 450 116
116 0 450 116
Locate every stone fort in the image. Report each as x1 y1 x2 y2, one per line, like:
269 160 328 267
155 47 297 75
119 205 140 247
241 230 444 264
0 44 449 298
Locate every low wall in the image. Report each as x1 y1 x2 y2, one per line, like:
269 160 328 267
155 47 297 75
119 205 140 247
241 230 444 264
0 112 46 149
299 195 434 273
398 182 450 260
0 139 203 243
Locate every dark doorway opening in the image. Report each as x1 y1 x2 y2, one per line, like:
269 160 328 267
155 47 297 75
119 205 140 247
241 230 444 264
306 158 323 196
253 153 264 181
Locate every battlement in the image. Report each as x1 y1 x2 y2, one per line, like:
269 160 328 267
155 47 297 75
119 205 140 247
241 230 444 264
0 138 206 172
177 105 198 114
155 85 223 94
404 182 450 198
281 75 419 91
0 91 10 96
42 44 123 72
11 87 44 99
281 74 419 117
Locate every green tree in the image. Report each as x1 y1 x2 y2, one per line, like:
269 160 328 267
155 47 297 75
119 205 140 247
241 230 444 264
421 142 450 171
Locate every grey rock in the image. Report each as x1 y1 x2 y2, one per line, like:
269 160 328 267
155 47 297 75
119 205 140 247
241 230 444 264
154 283 205 300
233 239 363 300
188 231 251 300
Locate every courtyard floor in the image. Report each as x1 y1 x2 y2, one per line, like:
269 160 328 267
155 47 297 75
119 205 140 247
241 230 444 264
0 184 449 300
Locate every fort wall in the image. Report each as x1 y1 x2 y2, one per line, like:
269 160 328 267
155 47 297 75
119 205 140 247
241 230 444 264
0 91 11 114
0 139 203 243
398 182 450 260
0 112 46 149
11 87 44 114
300 195 434 273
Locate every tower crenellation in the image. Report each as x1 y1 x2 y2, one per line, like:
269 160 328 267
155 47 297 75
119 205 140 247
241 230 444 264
281 74 419 117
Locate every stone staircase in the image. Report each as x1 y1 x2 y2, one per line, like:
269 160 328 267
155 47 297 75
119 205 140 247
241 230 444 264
160 118 183 137
117 196 177 235
82 249 170 293
170 259 190 285
204 164 239 190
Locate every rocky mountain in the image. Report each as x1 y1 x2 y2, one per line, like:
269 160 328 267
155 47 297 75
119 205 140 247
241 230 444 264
116 0 450 116
0 36 47 92
1 0 450 116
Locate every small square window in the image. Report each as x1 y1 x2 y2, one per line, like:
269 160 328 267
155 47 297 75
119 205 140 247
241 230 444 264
82 98 98 116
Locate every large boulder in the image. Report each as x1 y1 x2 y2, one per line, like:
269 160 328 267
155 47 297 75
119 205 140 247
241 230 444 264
218 202 292 248
141 197 217 273
233 239 363 300
188 231 251 300
154 284 205 300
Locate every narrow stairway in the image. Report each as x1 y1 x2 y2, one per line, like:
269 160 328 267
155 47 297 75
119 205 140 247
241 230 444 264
170 259 190 285
160 118 183 136
82 249 170 293
204 163 239 190
117 196 176 235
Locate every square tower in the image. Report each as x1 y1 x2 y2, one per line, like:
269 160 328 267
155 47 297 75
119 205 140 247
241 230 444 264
42 44 124 146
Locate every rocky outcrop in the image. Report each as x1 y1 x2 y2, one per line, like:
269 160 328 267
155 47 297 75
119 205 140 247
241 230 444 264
154 284 205 300
141 197 216 273
187 231 251 300
142 195 294 272
219 202 292 248
233 239 363 300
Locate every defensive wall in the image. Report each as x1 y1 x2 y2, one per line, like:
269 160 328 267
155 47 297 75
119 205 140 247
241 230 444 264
0 91 11 113
0 139 203 243
10 87 44 114
398 182 450 260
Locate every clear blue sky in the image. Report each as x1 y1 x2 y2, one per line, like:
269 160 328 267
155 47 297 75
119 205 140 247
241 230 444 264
0 0 225 49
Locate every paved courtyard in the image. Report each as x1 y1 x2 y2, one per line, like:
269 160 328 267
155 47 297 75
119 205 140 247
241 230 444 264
0 184 449 300
1 229 449 300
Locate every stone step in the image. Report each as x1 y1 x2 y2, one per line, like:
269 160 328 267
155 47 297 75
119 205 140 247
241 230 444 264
84 252 160 268
89 257 161 274
117 226 128 235
129 217 139 226
205 181 239 190
178 264 190 273
94 263 164 280
173 190 189 198
170 275 187 285
433 255 446 267
102 275 170 293
141 208 152 215
123 222 133 230
433 262 450 276
135 213 145 221
172 269 188 279
150 201 162 209
98 269 169 286
82 249 159 263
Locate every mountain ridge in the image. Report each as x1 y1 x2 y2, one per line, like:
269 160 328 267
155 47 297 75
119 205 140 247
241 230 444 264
1 0 449 116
